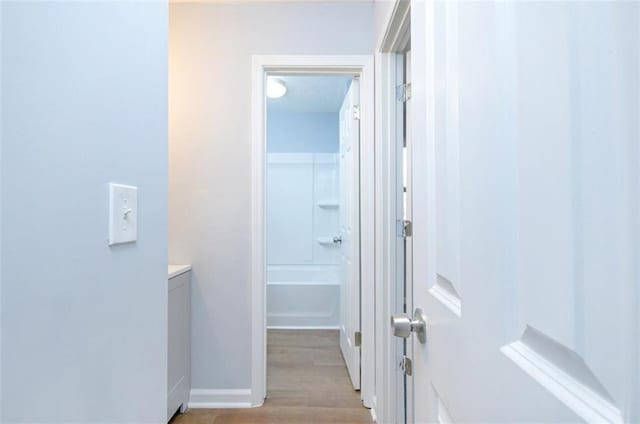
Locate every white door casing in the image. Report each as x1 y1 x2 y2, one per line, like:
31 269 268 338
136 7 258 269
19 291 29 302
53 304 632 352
391 50 410 424
410 1 639 423
403 49 414 424
374 2 412 421
339 79 362 390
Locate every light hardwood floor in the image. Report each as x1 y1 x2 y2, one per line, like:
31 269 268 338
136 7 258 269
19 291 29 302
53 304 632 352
171 330 372 424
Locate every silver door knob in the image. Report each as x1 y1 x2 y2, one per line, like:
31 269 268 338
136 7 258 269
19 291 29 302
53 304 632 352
390 308 427 343
332 236 343 244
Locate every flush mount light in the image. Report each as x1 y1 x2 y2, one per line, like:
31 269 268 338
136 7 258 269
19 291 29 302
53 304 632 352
267 77 287 98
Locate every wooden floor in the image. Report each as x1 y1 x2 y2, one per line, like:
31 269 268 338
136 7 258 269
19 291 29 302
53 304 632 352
171 330 372 424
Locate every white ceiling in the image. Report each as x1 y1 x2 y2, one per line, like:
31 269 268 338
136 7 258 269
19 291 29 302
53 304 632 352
267 75 353 113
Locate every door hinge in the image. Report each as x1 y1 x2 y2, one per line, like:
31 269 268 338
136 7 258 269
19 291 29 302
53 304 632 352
354 331 362 347
402 219 413 238
353 105 361 120
396 83 412 102
397 219 412 238
399 355 412 376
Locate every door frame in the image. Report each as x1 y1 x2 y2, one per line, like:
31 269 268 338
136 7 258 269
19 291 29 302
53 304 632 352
250 55 375 409
373 1 414 422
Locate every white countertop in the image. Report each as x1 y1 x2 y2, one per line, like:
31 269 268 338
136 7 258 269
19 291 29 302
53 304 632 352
168 264 192 279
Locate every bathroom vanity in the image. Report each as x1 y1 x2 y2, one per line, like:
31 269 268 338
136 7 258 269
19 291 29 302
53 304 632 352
167 265 191 421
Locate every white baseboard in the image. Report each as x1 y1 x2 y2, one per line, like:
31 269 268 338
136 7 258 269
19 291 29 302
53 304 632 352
188 389 253 409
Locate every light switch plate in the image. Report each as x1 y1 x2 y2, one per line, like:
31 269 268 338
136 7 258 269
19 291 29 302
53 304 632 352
109 183 138 246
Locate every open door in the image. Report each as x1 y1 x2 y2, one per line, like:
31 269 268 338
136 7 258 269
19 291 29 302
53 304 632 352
339 79 361 390
405 1 639 423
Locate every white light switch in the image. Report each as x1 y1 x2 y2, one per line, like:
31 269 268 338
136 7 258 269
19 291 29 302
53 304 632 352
109 183 138 246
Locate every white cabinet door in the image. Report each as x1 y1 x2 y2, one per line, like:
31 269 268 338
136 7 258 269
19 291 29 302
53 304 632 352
168 271 191 421
339 79 362 390
410 1 639 423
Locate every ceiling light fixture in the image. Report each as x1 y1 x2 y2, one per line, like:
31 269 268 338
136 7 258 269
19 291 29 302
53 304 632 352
267 77 287 99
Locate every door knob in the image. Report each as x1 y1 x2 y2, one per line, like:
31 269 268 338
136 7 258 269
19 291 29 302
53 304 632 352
391 308 427 343
332 236 343 244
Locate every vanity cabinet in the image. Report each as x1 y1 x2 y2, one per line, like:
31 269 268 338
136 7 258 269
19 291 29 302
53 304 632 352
167 265 191 421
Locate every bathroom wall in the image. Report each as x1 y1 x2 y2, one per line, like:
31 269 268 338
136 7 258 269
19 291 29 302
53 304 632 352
1 2 168 422
267 106 341 328
267 110 340 268
267 111 338 153
169 1 373 398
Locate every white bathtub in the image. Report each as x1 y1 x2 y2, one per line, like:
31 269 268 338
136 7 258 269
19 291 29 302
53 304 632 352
267 265 340 329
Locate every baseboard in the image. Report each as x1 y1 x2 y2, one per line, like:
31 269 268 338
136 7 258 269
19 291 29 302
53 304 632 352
267 325 340 330
188 389 253 409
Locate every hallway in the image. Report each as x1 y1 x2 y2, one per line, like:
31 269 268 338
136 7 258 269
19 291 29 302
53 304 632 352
171 330 372 424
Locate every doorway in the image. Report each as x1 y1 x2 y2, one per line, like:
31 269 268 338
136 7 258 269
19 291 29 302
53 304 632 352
264 74 363 402
251 55 375 411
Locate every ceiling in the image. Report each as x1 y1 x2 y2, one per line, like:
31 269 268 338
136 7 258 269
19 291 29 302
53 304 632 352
267 75 353 113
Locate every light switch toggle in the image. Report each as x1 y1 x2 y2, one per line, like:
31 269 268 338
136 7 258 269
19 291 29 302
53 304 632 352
109 183 138 246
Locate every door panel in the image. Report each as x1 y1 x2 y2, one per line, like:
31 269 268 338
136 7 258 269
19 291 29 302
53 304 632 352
431 0 461 318
339 79 361 390
411 1 639 423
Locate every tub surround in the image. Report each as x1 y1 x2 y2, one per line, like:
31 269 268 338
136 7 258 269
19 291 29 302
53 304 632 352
267 153 339 266
266 153 341 329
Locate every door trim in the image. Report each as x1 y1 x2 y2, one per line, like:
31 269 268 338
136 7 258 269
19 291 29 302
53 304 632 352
374 1 411 422
250 55 375 408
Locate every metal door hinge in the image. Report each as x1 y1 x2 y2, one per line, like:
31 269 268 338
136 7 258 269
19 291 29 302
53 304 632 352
396 83 412 102
397 219 412 238
355 331 362 347
400 355 412 376
402 220 413 237
353 105 361 120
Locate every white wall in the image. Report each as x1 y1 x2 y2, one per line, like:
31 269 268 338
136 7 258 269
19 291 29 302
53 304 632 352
373 0 397 49
0 1 3 418
1 2 168 422
267 111 339 153
169 1 373 393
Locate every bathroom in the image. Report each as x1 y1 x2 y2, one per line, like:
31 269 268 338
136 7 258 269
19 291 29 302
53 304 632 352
265 75 351 330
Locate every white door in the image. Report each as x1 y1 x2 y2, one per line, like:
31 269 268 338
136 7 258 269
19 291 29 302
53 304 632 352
407 1 639 423
339 79 361 390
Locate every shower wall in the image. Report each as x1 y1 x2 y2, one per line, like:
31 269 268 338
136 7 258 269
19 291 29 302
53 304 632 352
267 152 340 328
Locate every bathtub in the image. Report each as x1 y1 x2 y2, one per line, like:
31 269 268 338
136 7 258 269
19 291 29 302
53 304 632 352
267 265 340 329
